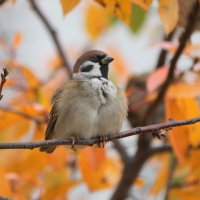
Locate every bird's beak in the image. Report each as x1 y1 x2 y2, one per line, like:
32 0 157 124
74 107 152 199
101 55 114 65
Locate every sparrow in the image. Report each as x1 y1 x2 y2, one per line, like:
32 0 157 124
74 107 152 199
40 50 127 153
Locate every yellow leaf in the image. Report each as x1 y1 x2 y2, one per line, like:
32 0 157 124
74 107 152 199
42 169 80 200
85 2 109 39
60 0 80 15
131 0 153 10
150 153 170 195
95 0 132 25
19 65 39 89
158 0 179 33
0 111 31 141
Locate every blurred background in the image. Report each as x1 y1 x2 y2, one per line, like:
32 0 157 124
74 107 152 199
0 0 200 199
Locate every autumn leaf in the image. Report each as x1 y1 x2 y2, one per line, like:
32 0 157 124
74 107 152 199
78 147 121 190
170 184 200 200
158 0 179 34
146 65 169 93
60 0 80 15
95 0 132 25
130 3 147 32
150 154 171 195
165 81 200 162
0 168 12 196
131 0 153 10
12 32 22 50
85 2 110 39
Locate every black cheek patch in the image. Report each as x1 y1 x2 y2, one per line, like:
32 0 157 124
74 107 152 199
100 65 108 79
81 65 93 72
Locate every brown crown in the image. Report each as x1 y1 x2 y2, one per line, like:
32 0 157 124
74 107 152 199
73 50 107 73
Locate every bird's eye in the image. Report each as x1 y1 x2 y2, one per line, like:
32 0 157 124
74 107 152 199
81 65 93 72
90 56 98 62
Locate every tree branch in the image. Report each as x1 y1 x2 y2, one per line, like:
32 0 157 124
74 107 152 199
0 68 8 100
29 0 72 79
156 29 176 69
0 116 200 149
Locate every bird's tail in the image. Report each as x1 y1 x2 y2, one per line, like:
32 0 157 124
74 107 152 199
40 146 56 153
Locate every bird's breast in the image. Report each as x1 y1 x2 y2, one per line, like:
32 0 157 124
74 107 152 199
89 78 117 105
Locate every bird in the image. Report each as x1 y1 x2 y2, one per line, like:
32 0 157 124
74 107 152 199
40 50 128 153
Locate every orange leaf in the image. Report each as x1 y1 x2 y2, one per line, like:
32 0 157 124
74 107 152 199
60 0 80 15
170 185 200 200
0 168 12 196
165 81 200 162
12 32 22 49
0 111 31 141
146 65 169 93
19 65 39 89
134 177 144 187
158 0 179 33
47 147 70 170
78 147 121 190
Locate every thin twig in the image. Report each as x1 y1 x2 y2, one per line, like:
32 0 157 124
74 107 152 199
0 116 200 149
29 0 72 79
0 68 8 100
0 105 47 124
170 179 200 189
156 29 176 69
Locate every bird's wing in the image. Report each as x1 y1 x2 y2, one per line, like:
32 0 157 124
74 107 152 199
44 81 81 140
45 104 58 140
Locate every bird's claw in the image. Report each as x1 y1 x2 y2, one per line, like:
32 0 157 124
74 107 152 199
70 136 77 151
97 136 108 148
152 130 166 139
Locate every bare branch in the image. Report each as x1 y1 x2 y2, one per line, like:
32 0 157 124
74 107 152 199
0 116 200 149
0 68 8 100
29 0 72 79
156 29 176 69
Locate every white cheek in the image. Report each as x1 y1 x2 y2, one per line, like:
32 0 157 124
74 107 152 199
80 61 102 77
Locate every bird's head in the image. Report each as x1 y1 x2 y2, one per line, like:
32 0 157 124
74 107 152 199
73 50 114 79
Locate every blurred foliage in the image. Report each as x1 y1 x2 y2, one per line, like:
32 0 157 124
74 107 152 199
0 0 200 199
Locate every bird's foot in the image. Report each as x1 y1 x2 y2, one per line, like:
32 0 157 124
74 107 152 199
97 136 108 148
152 130 166 139
69 136 77 151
